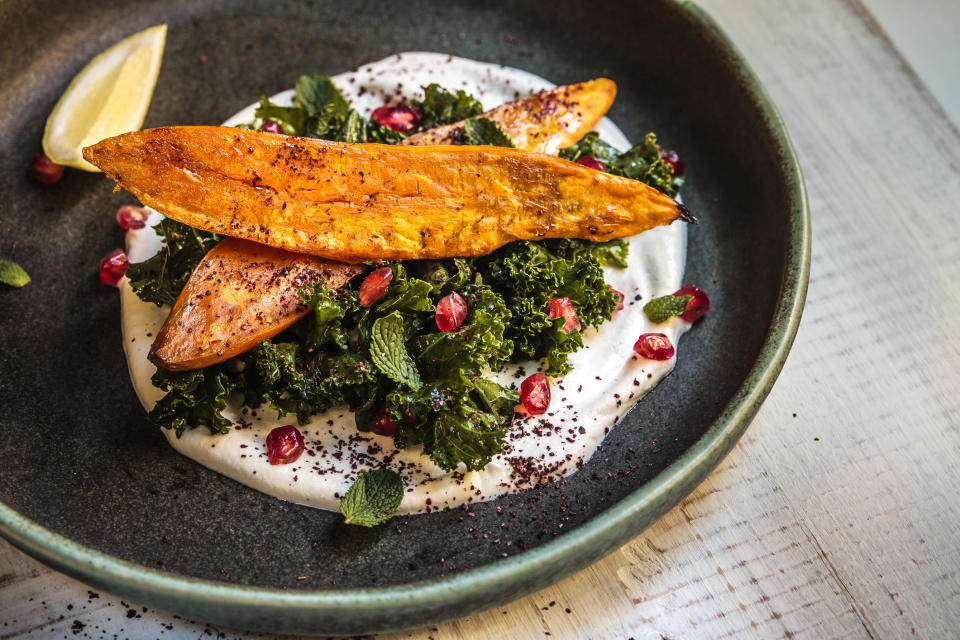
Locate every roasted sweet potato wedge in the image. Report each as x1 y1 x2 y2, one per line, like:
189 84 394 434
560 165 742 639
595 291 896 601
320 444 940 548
148 236 360 370
84 126 689 263
147 82 626 371
402 78 616 154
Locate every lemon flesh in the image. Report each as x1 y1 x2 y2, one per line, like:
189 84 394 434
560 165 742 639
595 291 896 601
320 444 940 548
43 24 166 171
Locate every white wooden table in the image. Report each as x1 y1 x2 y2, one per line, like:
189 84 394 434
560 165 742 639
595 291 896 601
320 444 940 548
3 1 959 637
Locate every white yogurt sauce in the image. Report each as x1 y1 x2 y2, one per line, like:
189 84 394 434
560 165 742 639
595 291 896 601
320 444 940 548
120 52 690 514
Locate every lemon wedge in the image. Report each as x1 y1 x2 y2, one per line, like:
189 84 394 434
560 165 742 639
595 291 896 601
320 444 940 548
42 24 166 172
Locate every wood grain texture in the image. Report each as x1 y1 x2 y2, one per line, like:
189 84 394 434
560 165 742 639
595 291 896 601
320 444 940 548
3 0 959 638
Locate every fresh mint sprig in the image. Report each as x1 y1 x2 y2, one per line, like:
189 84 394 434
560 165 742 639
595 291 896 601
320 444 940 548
370 311 422 390
643 294 693 324
340 469 405 527
0 259 30 288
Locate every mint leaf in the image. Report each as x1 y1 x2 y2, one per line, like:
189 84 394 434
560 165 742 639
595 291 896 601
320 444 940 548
463 117 514 148
643 294 693 324
370 311 421 389
254 92 307 135
0 259 30 287
340 469 404 526
295 75 349 117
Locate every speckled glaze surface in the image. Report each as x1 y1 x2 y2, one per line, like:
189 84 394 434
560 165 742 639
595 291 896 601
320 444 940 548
0 0 809 635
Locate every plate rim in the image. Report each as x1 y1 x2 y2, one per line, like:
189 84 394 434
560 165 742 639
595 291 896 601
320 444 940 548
0 0 811 634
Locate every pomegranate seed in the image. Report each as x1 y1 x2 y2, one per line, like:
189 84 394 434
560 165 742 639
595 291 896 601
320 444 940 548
576 155 606 172
371 105 421 133
659 147 685 176
633 333 675 360
520 373 551 415
265 425 305 465
115 205 150 230
370 407 398 437
548 297 581 331
358 266 393 307
99 249 128 286
30 153 64 184
258 119 284 134
673 284 710 322
436 291 468 331
608 285 625 312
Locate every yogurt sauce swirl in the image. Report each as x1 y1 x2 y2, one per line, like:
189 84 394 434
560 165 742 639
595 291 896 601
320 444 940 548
119 52 689 514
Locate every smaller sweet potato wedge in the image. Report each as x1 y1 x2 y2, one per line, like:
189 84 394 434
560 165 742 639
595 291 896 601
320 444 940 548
149 237 360 370
402 79 616 154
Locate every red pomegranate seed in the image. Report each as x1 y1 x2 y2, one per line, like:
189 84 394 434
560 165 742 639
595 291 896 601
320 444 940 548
576 155 606 171
99 249 128 286
673 284 710 322
633 333 675 360
371 105 421 133
520 373 551 415
265 425 305 465
548 297 581 331
115 205 150 230
358 266 393 307
436 291 468 331
370 407 398 437
608 285 625 312
659 147 685 176
258 119 284 134
30 152 64 184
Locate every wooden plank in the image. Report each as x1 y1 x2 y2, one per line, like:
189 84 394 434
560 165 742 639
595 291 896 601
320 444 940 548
2 0 959 638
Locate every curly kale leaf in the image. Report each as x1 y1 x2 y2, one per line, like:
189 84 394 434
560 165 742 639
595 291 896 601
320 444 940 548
411 83 484 130
300 284 353 350
560 132 683 197
544 237 630 268
480 241 618 375
558 132 620 165
416 285 513 379
126 218 221 307
386 374 518 472
462 117 514 147
149 366 244 436
251 340 377 424
375 264 435 314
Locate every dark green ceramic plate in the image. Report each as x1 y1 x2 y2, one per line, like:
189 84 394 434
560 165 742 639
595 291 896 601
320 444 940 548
0 0 809 635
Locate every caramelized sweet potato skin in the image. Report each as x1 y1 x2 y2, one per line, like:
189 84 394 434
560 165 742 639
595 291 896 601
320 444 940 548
84 127 685 262
402 79 617 154
146 82 624 371
148 237 360 370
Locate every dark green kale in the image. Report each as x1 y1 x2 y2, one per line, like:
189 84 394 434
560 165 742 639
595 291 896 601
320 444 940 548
411 83 484 130
480 241 619 375
543 238 630 268
416 285 513 379
141 75 687 473
462 117 515 147
253 75 404 143
126 218 221 307
560 132 683 197
149 366 244 436
251 340 377 424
